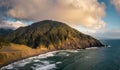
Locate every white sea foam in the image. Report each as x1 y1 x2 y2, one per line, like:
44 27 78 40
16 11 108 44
14 61 30 67
54 50 79 56
0 50 76 70
105 45 111 48
0 51 58 70
56 62 62 64
57 50 79 53
37 51 57 59
86 47 99 50
64 50 79 53
35 63 56 70
31 61 62 70
33 60 40 62
2 64 13 70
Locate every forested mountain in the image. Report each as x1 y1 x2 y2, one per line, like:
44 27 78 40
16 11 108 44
6 20 103 49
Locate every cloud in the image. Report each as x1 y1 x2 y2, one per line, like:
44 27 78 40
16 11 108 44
0 0 12 17
0 0 106 32
0 21 27 29
91 29 120 39
7 0 106 30
111 0 120 13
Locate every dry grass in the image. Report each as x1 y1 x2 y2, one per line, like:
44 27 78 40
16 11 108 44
0 43 33 51
0 43 49 67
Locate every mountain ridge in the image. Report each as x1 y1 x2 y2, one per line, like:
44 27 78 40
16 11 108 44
6 20 103 49
0 20 104 67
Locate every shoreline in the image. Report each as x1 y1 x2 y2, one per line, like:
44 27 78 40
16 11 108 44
0 50 52 68
0 46 105 69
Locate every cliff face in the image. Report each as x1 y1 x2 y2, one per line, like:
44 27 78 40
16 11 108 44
7 20 103 49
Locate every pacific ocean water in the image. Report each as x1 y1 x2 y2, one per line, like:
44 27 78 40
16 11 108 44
1 39 120 70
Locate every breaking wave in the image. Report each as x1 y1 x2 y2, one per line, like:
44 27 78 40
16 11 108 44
0 50 79 70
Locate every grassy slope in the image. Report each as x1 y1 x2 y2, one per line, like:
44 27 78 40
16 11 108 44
0 43 49 67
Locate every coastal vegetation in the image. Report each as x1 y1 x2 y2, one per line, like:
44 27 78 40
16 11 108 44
7 20 103 49
0 20 103 67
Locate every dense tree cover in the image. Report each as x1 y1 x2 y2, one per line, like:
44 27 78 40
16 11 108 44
0 28 12 48
0 28 13 36
6 20 103 49
0 36 10 49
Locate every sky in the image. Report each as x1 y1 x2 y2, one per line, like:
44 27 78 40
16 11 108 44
0 0 120 39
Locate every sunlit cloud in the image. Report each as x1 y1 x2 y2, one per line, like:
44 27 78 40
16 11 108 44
0 21 27 29
111 0 120 13
0 0 106 32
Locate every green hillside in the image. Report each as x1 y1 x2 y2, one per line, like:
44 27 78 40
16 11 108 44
6 20 103 49
0 28 13 36
0 36 10 49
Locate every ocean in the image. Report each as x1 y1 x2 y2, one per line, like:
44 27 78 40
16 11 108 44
1 39 120 70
